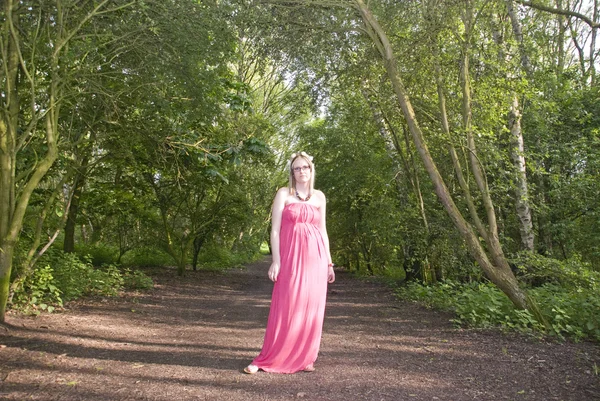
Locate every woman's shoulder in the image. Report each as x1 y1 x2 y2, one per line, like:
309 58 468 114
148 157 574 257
313 189 326 200
275 187 289 197
273 187 290 204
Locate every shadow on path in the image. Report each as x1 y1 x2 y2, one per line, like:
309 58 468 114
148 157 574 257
1 256 598 401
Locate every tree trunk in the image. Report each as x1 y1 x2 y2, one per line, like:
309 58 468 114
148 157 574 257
1 0 58 321
505 1 535 252
508 96 535 251
192 236 205 271
64 169 87 253
354 0 541 316
0 0 20 323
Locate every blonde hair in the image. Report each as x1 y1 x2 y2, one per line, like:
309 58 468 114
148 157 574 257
288 152 315 196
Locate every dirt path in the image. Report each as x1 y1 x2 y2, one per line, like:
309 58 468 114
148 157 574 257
1 257 599 401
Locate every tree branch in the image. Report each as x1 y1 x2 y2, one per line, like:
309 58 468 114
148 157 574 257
516 0 600 28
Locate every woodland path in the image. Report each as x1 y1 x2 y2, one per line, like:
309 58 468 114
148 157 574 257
1 257 599 401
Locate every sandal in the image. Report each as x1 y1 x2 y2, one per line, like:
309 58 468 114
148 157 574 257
243 364 259 374
303 364 315 372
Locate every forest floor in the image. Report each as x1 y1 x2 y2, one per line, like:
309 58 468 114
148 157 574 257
1 256 599 401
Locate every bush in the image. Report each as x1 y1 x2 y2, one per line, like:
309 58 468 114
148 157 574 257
86 264 124 297
75 244 118 266
396 279 600 342
380 266 407 284
10 251 154 314
120 247 173 267
511 252 599 289
122 268 154 290
11 265 63 315
49 252 94 300
396 279 465 310
44 252 122 300
532 284 600 341
195 243 261 270
452 283 544 334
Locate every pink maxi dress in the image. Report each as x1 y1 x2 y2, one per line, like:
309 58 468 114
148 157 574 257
251 202 329 373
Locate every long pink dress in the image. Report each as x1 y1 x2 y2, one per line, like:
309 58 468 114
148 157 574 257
252 202 329 373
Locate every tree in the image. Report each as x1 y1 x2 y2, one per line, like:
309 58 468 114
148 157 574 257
0 0 134 322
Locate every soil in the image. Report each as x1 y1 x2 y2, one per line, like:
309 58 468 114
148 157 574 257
1 257 599 401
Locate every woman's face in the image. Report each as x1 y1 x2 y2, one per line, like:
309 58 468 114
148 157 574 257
292 157 312 184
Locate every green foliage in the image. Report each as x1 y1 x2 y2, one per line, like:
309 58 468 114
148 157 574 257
48 253 124 300
121 247 174 268
396 280 465 310
195 243 262 270
532 284 600 341
122 268 154 290
451 284 544 333
512 252 599 289
397 279 600 342
259 241 271 255
75 244 118 267
50 252 95 300
11 266 63 315
11 251 153 314
380 266 407 284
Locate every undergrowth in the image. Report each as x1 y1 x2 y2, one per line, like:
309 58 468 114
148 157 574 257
396 280 600 342
394 254 600 342
194 243 263 270
11 251 153 315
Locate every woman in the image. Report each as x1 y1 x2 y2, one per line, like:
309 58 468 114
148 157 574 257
244 151 335 374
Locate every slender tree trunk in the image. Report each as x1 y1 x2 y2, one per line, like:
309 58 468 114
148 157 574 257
590 0 598 86
64 164 88 253
64 138 94 253
1 0 59 321
0 0 20 322
354 0 543 316
506 1 535 251
192 236 205 271
431 36 489 242
556 0 566 76
508 96 535 251
507 0 534 75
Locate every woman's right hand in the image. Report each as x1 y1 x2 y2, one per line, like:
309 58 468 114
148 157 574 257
268 263 280 282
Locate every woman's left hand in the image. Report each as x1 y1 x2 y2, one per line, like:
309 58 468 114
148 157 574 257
327 267 335 283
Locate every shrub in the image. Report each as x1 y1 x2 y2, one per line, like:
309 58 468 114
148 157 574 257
195 243 261 270
10 251 154 314
75 244 118 266
86 264 124 297
396 279 600 342
11 265 63 315
452 283 545 334
121 247 173 267
511 252 599 290
122 268 154 290
532 284 600 341
396 279 465 310
380 266 407 284
50 252 96 300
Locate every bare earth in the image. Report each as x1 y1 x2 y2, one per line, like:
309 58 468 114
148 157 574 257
1 257 599 401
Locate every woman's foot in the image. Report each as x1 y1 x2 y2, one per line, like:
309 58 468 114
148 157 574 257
243 364 259 374
303 364 315 372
